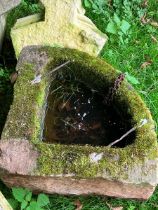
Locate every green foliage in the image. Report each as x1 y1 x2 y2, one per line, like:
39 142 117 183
0 67 10 92
0 68 9 79
8 188 50 210
82 0 147 45
106 13 131 44
125 72 139 85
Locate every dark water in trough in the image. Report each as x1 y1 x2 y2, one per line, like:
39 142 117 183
43 72 135 147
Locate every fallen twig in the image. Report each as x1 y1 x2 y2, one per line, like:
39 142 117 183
107 127 136 147
31 61 71 84
46 60 71 77
108 119 148 147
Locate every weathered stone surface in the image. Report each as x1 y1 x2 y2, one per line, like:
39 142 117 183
0 139 38 175
2 175 155 200
0 191 13 210
11 0 107 57
0 0 21 15
0 0 21 51
1 46 158 200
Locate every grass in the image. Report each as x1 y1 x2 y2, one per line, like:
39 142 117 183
0 0 158 209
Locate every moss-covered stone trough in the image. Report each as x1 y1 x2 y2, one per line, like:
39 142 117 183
0 46 158 200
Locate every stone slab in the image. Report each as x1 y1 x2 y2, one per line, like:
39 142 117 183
0 0 21 52
0 0 21 16
2 174 155 200
11 0 107 57
0 191 13 210
1 46 158 200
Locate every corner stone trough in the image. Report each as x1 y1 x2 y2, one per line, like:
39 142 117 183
11 0 107 57
0 46 158 200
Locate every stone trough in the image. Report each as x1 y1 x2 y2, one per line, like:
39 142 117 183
0 46 158 200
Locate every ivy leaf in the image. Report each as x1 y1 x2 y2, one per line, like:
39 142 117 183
37 194 50 207
125 72 139 85
21 200 28 210
120 20 131 34
25 191 32 202
26 201 44 210
83 0 91 8
106 21 117 34
12 188 28 202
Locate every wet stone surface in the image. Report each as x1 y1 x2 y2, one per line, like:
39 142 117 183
43 72 135 147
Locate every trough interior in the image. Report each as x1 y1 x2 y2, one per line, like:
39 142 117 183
42 64 136 148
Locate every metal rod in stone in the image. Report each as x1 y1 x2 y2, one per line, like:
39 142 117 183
45 60 71 77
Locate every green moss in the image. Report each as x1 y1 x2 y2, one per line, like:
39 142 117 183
1 62 45 141
2 46 158 181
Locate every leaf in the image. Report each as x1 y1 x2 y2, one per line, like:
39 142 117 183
140 13 150 24
0 69 4 77
125 72 139 85
150 21 158 27
26 201 44 210
25 191 32 202
89 152 103 163
92 3 99 10
106 21 117 34
37 194 50 207
141 0 148 8
151 35 158 43
12 188 28 203
74 199 83 210
112 207 123 210
10 72 18 84
120 20 131 34
26 201 38 210
31 74 42 85
21 200 28 210
83 0 91 8
140 61 152 69
113 13 121 25
128 206 135 210
8 198 19 209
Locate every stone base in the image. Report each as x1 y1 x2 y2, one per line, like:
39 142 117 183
1 174 155 200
